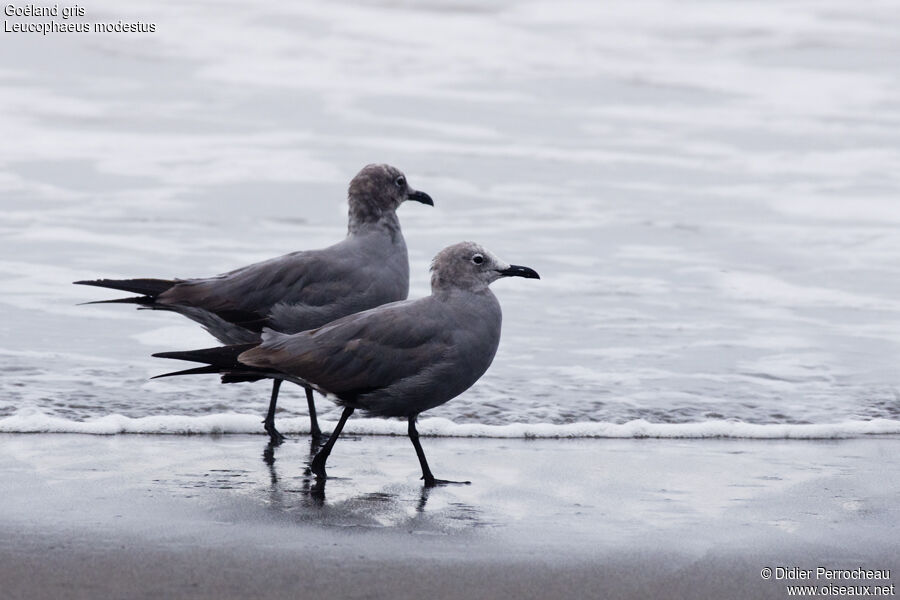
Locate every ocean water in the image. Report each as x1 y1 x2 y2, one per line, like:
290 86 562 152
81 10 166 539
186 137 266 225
1 0 900 437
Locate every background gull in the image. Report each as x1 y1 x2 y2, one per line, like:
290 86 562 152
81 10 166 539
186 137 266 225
74 164 433 442
153 241 540 486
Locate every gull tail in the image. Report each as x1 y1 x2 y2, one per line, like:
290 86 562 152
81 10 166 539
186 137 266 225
152 343 273 382
73 278 176 306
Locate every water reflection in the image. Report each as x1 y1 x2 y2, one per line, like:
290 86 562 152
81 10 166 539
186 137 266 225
256 440 489 531
262 438 324 508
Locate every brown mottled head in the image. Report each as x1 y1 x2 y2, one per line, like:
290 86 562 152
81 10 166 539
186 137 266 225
347 164 433 227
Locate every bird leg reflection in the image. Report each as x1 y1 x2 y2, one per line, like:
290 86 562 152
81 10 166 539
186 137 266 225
263 439 329 507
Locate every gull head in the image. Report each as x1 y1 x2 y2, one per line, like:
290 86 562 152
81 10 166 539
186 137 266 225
430 241 540 293
348 164 433 223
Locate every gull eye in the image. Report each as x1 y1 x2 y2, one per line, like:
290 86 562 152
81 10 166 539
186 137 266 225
394 176 406 188
472 254 484 265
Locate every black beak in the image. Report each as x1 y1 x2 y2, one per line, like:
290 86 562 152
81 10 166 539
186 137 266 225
498 264 540 279
407 190 434 206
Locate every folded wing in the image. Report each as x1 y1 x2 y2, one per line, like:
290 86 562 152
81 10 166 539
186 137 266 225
239 298 452 401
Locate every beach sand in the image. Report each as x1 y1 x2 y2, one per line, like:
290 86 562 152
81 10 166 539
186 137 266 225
1 433 898 599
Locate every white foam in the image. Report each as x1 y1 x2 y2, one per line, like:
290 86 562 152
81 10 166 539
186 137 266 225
1 411 898 440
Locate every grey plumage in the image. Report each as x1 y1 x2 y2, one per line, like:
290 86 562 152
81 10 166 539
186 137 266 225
75 164 433 441
156 221 412 344
154 242 540 485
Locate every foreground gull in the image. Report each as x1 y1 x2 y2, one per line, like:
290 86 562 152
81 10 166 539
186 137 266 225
153 242 540 486
74 164 433 442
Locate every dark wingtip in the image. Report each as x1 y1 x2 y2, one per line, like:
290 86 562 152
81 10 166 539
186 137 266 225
78 296 152 306
151 343 258 364
152 350 189 360
74 280 111 289
151 365 223 379
73 279 116 287
71 278 174 297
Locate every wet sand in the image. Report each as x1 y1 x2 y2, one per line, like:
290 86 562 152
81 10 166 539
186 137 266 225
1 434 898 599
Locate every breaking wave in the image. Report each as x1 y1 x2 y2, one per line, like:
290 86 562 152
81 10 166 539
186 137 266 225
2 411 899 439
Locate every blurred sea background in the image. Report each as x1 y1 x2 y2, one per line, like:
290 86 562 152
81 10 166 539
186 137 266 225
2 0 900 437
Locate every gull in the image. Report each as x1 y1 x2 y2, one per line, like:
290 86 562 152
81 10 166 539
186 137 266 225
153 241 540 486
74 164 433 442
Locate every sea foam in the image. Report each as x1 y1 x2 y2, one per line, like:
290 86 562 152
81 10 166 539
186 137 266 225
1 411 898 439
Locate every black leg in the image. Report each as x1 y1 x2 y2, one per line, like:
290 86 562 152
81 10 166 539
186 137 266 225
408 416 470 487
305 386 322 439
263 379 285 445
408 416 435 485
310 406 354 479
